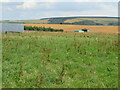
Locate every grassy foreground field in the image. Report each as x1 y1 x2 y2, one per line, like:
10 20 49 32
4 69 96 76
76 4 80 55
2 32 118 88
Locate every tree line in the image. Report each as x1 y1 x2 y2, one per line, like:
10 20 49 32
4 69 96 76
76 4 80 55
24 26 64 32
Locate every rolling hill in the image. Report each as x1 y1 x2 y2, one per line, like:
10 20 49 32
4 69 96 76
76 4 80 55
0 16 118 26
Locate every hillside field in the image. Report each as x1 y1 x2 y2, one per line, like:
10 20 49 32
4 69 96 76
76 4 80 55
64 18 118 23
0 17 118 26
25 24 118 34
2 32 118 88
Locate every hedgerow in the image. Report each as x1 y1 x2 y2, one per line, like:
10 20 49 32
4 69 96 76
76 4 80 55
24 26 64 32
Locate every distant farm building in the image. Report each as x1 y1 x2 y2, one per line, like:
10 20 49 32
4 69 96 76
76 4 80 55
0 23 24 33
81 28 89 32
74 30 84 32
74 28 89 32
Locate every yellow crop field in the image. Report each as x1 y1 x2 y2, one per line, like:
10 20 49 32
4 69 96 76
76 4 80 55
64 19 81 23
24 24 118 33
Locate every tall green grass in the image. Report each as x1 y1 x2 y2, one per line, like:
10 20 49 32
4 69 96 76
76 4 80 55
2 32 118 88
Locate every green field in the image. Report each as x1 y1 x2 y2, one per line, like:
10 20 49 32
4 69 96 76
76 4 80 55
2 32 118 88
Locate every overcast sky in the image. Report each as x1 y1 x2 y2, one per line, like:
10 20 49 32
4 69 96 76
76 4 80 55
0 0 119 20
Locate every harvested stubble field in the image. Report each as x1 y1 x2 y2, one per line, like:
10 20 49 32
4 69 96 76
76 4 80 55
2 32 118 88
25 24 118 34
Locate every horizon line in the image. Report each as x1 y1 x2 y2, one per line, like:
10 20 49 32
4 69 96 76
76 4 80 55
1 15 119 21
